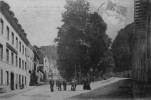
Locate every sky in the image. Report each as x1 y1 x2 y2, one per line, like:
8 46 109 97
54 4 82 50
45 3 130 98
2 0 133 46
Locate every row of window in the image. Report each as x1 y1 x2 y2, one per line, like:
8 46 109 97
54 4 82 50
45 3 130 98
0 69 26 87
0 19 26 56
6 48 27 70
0 44 26 70
27 61 34 72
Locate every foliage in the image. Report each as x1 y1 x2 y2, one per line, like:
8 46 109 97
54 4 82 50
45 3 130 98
85 13 113 74
41 45 58 60
55 0 113 80
111 23 134 72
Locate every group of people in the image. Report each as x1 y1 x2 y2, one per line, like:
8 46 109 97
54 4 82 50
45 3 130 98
56 80 67 91
49 77 91 92
49 79 67 92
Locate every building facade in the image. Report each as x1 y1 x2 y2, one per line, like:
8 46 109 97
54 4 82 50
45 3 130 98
30 46 40 85
34 46 50 81
43 55 49 80
49 60 60 80
26 43 34 86
0 1 29 92
132 0 151 97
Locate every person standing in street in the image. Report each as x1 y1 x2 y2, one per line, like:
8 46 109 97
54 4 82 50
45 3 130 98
56 80 58 90
49 78 55 92
71 79 77 91
74 79 77 91
63 80 67 91
58 80 62 91
86 77 91 90
83 78 87 90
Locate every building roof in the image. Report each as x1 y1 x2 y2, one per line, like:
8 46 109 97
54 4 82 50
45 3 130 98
0 1 29 45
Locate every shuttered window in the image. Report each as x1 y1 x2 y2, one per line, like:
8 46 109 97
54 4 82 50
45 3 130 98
0 69 3 85
6 49 9 62
7 26 9 40
0 19 3 34
0 44 3 60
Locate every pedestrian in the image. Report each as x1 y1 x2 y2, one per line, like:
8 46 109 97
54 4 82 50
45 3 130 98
74 79 77 91
86 78 91 90
56 80 58 89
63 80 67 91
83 78 87 90
71 80 74 91
71 79 76 91
58 80 62 91
49 78 55 92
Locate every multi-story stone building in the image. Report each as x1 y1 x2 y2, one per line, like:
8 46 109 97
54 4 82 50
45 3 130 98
0 1 29 91
29 46 40 85
26 43 34 86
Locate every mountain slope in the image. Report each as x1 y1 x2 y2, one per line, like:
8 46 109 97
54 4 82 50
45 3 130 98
41 45 58 60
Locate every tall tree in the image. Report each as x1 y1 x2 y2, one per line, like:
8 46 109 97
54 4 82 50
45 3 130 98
55 0 113 80
55 0 90 80
85 12 112 74
112 23 134 72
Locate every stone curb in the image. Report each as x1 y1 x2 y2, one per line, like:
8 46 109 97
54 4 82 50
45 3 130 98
0 86 36 98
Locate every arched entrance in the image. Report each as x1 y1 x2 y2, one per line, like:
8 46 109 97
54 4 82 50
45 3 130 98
10 72 14 90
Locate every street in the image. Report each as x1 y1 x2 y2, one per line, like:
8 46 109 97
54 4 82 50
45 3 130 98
0 0 150 100
0 77 126 100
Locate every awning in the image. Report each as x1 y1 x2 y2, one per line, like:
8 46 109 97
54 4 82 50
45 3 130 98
6 43 18 55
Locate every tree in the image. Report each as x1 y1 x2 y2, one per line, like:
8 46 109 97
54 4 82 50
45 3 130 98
85 13 112 74
55 0 90 81
55 0 113 80
111 23 134 72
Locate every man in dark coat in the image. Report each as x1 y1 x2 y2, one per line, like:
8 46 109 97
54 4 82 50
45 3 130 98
86 78 91 90
63 80 67 91
49 78 55 92
58 80 62 91
83 78 87 90
56 80 58 90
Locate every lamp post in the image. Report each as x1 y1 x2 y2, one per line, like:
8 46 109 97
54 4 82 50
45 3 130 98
97 2 105 13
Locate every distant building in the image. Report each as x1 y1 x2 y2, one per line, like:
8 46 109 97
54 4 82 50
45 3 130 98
43 55 49 80
28 46 40 85
40 45 59 79
49 60 60 80
0 1 29 92
34 46 50 81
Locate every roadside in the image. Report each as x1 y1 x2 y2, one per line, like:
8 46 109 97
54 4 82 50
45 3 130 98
0 77 126 100
0 86 36 98
67 78 133 100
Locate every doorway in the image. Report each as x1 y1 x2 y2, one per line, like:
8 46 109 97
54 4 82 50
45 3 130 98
10 72 14 90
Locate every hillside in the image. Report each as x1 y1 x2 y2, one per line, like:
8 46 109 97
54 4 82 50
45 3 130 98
41 45 58 60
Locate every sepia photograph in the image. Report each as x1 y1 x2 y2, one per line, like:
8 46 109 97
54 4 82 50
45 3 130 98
0 0 150 100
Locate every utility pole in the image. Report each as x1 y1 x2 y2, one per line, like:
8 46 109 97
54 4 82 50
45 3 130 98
97 2 105 13
74 61 77 80
78 62 81 84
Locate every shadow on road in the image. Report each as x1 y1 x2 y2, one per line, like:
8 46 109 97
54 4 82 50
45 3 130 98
66 79 133 100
